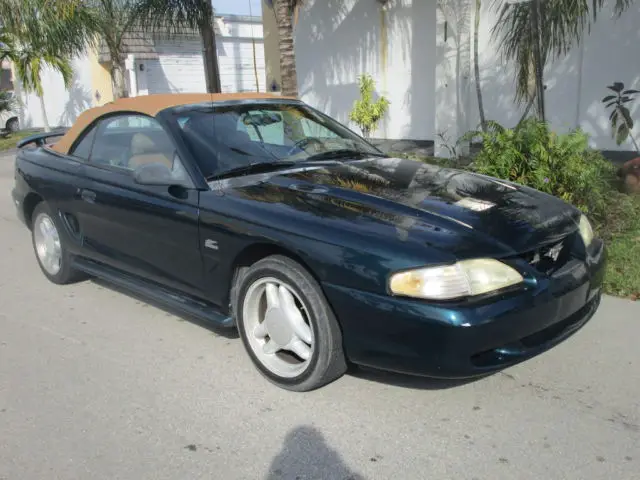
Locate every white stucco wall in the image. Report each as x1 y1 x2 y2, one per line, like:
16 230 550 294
15 54 94 130
577 2 640 150
295 0 437 140
465 0 640 152
434 0 473 156
293 0 638 152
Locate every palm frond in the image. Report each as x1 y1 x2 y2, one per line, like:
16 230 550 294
44 54 74 89
12 46 73 97
490 0 624 107
0 0 96 57
0 29 17 62
134 0 213 35
615 0 635 14
84 0 140 63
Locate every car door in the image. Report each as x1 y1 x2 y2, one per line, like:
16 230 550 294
75 113 205 297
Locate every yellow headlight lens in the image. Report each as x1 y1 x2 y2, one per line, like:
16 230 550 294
389 259 524 300
578 215 594 247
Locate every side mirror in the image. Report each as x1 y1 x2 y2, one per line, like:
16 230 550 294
133 162 189 187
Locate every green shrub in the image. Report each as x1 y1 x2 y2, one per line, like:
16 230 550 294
349 74 390 138
463 119 619 228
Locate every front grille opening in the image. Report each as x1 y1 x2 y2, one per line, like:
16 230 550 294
519 235 573 276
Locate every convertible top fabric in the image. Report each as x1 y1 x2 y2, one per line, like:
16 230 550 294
51 92 295 155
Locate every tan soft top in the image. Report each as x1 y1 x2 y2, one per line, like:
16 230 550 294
51 92 296 154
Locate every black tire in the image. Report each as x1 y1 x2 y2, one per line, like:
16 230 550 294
6 118 19 133
234 255 347 392
31 202 82 285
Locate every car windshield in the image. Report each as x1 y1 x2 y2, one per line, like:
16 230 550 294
168 102 385 180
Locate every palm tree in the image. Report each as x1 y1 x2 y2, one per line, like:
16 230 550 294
474 0 486 131
272 0 302 97
492 0 636 123
0 0 93 132
84 1 140 99
135 0 222 93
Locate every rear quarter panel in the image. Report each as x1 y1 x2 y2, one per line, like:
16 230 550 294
13 147 89 255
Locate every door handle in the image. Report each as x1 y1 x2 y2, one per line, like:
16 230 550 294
80 189 97 203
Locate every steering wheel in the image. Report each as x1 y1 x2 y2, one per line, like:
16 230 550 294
286 137 324 156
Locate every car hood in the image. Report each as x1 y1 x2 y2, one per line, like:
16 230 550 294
212 156 580 258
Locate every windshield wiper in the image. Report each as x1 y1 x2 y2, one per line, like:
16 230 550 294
303 149 387 162
207 161 296 180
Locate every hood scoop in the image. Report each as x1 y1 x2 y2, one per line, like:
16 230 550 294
288 183 329 194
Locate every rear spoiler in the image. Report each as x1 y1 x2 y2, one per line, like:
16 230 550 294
16 128 69 149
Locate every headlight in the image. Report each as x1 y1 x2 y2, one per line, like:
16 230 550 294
578 215 594 247
389 259 524 301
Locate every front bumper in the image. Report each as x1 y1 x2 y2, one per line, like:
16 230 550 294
324 239 606 378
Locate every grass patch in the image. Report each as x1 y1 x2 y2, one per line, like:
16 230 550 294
0 130 34 152
602 195 640 300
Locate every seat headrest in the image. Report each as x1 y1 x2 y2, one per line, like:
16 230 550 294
131 133 157 155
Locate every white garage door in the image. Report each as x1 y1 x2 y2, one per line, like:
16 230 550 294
146 37 207 94
144 36 266 95
218 38 266 93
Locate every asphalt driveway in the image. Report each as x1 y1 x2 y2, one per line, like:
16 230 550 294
0 152 638 480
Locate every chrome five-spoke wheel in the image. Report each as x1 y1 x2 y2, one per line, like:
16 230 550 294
30 202 81 285
235 255 347 391
243 277 314 378
33 212 62 276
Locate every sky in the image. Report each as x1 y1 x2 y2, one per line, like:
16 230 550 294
213 0 263 16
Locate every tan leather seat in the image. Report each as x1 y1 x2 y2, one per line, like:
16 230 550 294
128 133 172 169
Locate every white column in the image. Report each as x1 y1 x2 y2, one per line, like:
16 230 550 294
125 54 138 97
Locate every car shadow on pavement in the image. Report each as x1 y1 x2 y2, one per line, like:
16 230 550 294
265 425 365 480
348 365 494 390
89 278 239 339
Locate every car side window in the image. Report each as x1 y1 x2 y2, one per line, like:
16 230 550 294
89 114 188 182
70 124 98 160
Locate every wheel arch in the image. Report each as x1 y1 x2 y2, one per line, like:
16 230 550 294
23 192 44 229
5 116 18 129
227 242 323 316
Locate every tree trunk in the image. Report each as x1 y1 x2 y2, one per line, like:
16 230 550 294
252 37 260 92
200 2 221 94
530 0 545 121
275 0 298 97
474 0 486 132
38 94 50 132
516 92 536 128
248 0 260 92
111 60 127 99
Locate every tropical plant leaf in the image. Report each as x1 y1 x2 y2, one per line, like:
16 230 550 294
620 106 634 129
608 82 625 93
601 95 616 103
616 123 629 145
623 89 640 95
606 101 618 108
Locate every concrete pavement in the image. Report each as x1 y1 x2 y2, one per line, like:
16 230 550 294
0 152 638 479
